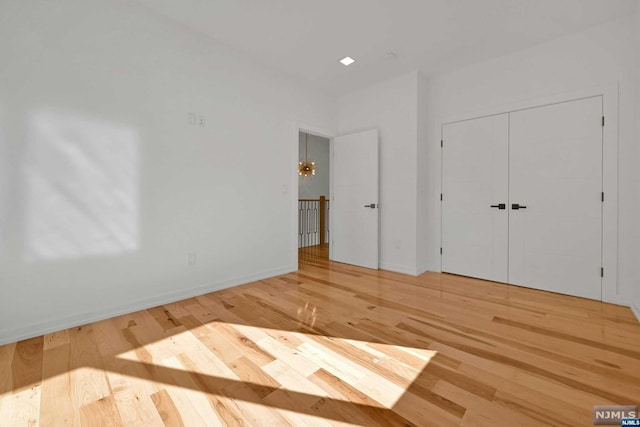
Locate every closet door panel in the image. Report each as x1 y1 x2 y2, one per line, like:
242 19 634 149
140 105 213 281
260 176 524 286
508 97 602 300
442 114 509 283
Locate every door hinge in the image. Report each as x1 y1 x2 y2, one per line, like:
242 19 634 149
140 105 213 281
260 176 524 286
601 267 604 278
440 193 443 201
440 247 443 255
602 116 605 127
601 192 604 202
441 139 443 148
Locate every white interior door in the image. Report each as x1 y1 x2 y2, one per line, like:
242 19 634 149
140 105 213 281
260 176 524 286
509 97 602 299
442 114 509 282
331 129 379 269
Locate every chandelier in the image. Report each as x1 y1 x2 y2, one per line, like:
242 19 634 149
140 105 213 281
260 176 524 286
298 132 316 177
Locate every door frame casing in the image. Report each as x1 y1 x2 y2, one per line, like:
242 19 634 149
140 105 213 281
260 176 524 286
438 83 619 304
291 122 336 270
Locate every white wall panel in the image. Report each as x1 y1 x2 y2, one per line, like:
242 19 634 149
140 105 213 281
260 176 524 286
0 0 337 344
426 16 636 305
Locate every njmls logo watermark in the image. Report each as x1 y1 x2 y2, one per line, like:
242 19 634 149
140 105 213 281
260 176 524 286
593 405 638 425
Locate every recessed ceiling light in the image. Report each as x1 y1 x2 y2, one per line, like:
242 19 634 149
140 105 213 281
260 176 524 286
339 56 355 66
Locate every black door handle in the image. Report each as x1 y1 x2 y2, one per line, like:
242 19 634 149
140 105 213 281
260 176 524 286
364 204 377 209
512 203 527 210
490 204 506 210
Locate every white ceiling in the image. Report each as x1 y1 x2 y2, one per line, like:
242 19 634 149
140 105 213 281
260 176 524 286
136 0 638 97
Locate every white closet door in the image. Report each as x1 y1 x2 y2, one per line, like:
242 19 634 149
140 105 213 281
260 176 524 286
509 97 602 299
442 114 509 282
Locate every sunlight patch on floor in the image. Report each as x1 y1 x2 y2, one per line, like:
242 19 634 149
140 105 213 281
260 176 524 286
114 321 435 412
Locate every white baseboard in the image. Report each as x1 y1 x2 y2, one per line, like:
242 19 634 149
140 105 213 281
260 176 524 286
0 265 295 346
379 263 418 276
631 302 640 325
380 263 433 276
415 263 430 276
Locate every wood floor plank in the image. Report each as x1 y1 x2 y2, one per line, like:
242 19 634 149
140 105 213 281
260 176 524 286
79 395 123 427
164 387 222 427
152 389 185 427
226 356 281 399
92 319 133 359
69 326 111 409
308 368 384 408
39 344 78 427
100 328 166 425
148 307 183 332
11 337 43 392
161 356 224 427
0 384 41 427
1 245 639 425
184 302 220 325
175 315 214 339
261 388 334 427
493 315 640 359
414 312 640 383
43 329 70 351
219 381 291 427
173 353 247 426
177 348 240 383
111 384 164 426
213 323 276 367
253 333 321 378
162 302 192 320
305 333 427 391
261 359 328 398
460 403 550 427
0 342 16 397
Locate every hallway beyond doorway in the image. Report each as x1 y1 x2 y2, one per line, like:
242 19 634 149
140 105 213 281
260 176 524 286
298 243 329 264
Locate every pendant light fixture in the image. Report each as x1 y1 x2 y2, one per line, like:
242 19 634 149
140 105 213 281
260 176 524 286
298 132 316 177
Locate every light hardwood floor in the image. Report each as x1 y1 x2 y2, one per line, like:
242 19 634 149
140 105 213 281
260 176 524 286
1 247 640 426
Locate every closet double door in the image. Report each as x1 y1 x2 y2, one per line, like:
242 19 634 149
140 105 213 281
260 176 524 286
442 96 603 300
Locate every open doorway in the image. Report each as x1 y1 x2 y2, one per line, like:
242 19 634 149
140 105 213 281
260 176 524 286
297 131 330 263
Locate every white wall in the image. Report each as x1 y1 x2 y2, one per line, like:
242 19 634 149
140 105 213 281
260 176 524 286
0 0 337 344
424 16 638 305
338 72 419 275
417 76 429 274
633 5 640 320
298 132 330 200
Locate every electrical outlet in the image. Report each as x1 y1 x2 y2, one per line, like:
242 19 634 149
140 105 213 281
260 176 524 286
188 112 196 125
198 115 205 127
187 252 197 266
